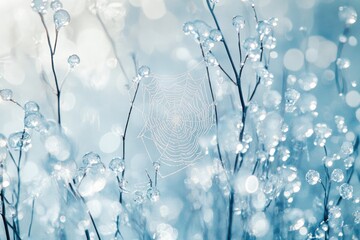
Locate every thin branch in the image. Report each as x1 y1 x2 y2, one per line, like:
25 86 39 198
39 13 62 126
200 44 225 169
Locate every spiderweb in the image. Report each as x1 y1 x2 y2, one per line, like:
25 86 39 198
138 62 215 178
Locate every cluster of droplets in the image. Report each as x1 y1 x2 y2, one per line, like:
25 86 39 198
334 115 348 133
313 123 332 147
305 170 320 185
253 62 274 87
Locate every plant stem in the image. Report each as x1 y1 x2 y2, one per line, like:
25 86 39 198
1 189 10 240
27 197 35 238
88 211 102 240
200 44 225 168
335 27 349 95
39 14 62 126
226 190 234 240
206 0 239 82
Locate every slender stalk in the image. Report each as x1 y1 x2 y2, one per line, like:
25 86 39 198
27 198 36 238
85 229 91 240
206 0 239 81
1 189 11 240
334 27 349 95
88 211 102 240
226 190 234 240
200 44 225 168
39 14 62 126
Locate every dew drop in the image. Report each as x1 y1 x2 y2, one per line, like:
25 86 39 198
0 89 13 101
137 65 150 78
109 157 125 174
31 0 48 14
232 15 245 32
8 132 32 151
339 6 357 25
305 170 320 185
68 54 80 68
331 169 344 182
339 183 353 200
53 9 70 30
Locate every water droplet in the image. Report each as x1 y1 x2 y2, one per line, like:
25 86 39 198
0 89 13 101
8 131 32 151
336 58 351 69
109 157 125 174
305 170 320 185
344 156 354 169
331 169 344 182
50 0 63 11
339 6 357 25
339 183 353 199
137 65 150 78
68 54 80 68
53 9 70 30
31 0 48 14
133 190 145 204
256 20 272 37
202 38 215 51
232 15 245 32
24 112 44 131
243 37 259 51
209 29 222 42
329 206 342 219
24 101 40 113
147 187 160 202
314 123 332 147
82 152 101 167
263 36 276 49
153 161 160 171
204 52 219 66
182 21 195 35
340 141 353 156
298 73 318 91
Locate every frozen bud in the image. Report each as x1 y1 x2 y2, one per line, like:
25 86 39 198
137 65 150 78
339 6 357 25
31 0 48 14
0 89 13 101
82 152 101 167
209 29 222 42
147 187 160 202
109 157 125 174
305 170 320 185
232 15 245 32
331 169 344 182
339 183 353 200
24 101 40 113
53 9 70 30
68 54 80 68
8 132 32 151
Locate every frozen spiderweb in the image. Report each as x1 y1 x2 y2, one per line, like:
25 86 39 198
139 63 214 178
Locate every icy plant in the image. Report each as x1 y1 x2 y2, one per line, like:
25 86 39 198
0 0 360 239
